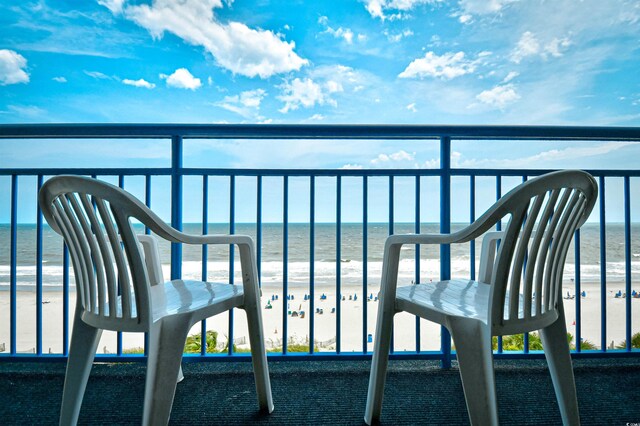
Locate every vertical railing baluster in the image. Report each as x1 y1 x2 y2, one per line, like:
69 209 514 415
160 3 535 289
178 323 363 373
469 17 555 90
10 175 17 355
624 176 632 351
309 176 315 354
574 229 582 352
388 175 394 354
599 176 607 351
362 176 368 353
63 244 69 356
144 174 151 356
283 176 289 354
201 175 209 356
117 175 125 356
228 175 235 355
36 175 43 355
440 136 452 368
522 175 529 353
171 135 183 280
336 175 342 354
145 176 151 235
469 175 476 281
257 176 263 281
495 174 503 353
415 174 421 352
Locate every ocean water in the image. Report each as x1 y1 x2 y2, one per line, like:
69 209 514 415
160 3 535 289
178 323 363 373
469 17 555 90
0 223 638 290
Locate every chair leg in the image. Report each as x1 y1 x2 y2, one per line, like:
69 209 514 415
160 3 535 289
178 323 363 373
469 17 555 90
540 316 580 426
449 319 498 426
364 307 395 425
244 305 274 413
59 317 102 426
142 317 191 426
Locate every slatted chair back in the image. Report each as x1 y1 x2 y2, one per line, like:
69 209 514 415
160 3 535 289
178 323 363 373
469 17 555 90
478 170 597 335
39 176 159 332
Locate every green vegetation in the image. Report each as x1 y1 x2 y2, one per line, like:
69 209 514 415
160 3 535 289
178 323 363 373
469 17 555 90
484 331 597 351
121 331 319 355
615 332 640 349
268 343 318 353
184 330 219 354
492 333 543 351
123 347 144 354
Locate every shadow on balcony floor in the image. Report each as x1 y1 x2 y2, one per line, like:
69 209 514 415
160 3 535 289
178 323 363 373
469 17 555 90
0 357 639 425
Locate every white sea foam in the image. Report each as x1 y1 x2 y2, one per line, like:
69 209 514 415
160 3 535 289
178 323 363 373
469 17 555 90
1 257 632 290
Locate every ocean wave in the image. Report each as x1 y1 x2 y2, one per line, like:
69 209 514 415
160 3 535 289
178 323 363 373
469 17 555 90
2 258 637 290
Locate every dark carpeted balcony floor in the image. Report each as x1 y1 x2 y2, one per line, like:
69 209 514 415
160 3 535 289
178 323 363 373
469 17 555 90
1 357 639 425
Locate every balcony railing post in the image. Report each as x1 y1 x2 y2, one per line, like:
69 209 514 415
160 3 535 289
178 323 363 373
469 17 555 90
624 176 631 350
171 135 183 280
440 136 452 369
10 175 17 355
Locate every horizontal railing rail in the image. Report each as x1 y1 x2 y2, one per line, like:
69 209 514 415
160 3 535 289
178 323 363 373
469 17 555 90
1 124 639 365
2 123 640 140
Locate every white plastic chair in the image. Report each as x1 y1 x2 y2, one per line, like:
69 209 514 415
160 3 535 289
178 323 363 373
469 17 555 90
39 175 273 425
365 170 598 426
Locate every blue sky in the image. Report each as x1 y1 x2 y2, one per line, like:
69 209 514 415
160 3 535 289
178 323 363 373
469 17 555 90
1 0 639 222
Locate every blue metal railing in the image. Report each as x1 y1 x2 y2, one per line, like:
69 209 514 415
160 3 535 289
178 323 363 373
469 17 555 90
1 124 639 364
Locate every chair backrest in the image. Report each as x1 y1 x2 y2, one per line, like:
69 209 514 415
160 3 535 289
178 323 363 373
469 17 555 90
39 175 161 332
477 170 597 335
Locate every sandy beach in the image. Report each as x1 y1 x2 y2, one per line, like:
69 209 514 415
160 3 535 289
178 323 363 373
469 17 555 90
2 280 640 355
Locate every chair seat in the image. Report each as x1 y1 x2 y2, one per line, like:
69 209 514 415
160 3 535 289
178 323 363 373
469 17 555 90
93 281 245 325
396 280 494 325
150 280 244 322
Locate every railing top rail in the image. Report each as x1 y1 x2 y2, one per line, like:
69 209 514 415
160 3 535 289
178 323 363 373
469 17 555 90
1 123 639 141
2 167 640 178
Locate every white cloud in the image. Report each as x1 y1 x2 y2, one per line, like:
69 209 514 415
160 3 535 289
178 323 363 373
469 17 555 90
511 31 571 63
98 0 126 14
385 29 414 42
216 89 266 119
476 84 520 108
329 27 354 44
84 70 111 80
122 78 155 89
318 16 361 44
502 71 519 83
364 0 441 20
511 31 540 63
458 14 472 24
160 68 201 90
0 50 29 85
545 37 572 58
52 76 67 83
276 64 372 114
370 150 418 168
123 0 307 78
458 0 515 15
456 142 639 169
341 163 364 169
399 51 476 80
278 78 341 113
310 65 365 89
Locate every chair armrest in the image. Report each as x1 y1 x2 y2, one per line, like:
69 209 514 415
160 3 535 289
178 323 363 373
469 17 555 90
380 218 503 303
132 213 260 301
129 207 254 249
